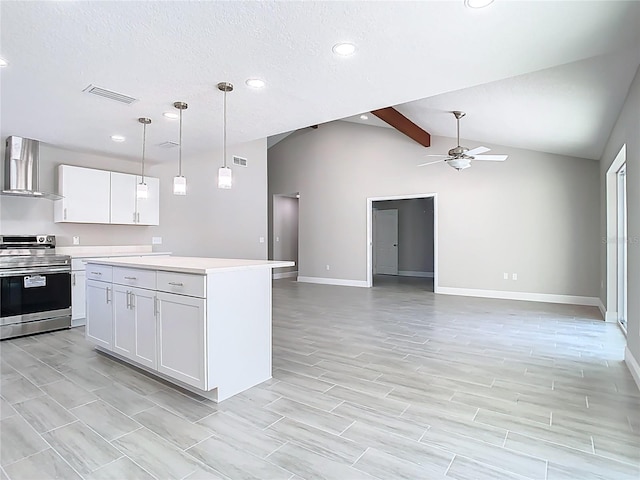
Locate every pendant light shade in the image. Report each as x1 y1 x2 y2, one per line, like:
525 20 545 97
173 101 188 195
137 117 151 199
217 82 233 189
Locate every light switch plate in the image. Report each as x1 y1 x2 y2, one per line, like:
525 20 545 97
152 237 162 245
259 237 265 243
72 236 80 245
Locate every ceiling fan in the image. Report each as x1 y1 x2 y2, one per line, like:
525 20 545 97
417 111 508 171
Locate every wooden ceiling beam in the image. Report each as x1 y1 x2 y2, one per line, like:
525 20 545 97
371 107 431 147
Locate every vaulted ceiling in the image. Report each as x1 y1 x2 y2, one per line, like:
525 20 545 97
1 1 638 163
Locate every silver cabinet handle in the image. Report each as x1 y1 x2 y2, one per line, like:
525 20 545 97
137 212 140 223
106 287 111 304
124 276 137 280
133 212 137 223
72 273 76 286
153 296 158 317
126 291 131 309
91 271 102 275
130 292 135 309
168 282 183 286
64 208 67 220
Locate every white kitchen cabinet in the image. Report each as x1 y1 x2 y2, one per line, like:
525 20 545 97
157 292 206 389
86 279 113 349
113 284 157 369
54 165 111 223
71 270 86 326
110 172 137 225
55 165 159 225
136 176 160 226
112 285 135 359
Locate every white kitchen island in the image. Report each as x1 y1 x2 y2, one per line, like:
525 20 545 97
84 256 294 402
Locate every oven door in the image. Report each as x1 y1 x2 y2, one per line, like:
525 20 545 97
0 266 71 325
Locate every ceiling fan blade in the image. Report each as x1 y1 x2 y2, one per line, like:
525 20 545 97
465 146 491 156
424 154 448 157
474 155 508 161
417 159 446 167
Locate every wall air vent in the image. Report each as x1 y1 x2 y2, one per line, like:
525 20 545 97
83 84 138 105
158 141 180 148
233 155 247 167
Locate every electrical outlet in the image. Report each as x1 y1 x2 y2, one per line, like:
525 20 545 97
326 265 330 271
512 273 518 280
72 236 80 245
152 237 162 245
259 236 265 243
276 236 280 242
503 272 508 280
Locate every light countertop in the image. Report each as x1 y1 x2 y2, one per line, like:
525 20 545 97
85 256 295 275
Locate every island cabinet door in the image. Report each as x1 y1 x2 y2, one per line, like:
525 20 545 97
131 287 157 370
112 285 135 360
156 292 206 390
86 280 113 349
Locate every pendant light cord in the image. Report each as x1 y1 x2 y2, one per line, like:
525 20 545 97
141 122 147 182
223 88 227 168
178 108 183 176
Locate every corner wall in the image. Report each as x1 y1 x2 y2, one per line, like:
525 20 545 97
600 65 640 385
268 121 600 303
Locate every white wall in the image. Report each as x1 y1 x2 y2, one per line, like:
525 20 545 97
268 121 600 300
272 195 299 275
148 138 268 259
374 198 434 275
0 139 269 260
600 65 640 374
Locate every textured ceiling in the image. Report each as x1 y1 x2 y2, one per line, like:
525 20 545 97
1 1 638 164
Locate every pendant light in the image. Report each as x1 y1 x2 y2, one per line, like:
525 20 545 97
137 117 151 199
217 82 233 189
173 101 188 195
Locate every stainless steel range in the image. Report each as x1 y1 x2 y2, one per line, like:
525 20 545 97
0 235 71 340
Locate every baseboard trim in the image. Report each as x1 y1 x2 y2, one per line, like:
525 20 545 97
436 287 600 307
297 276 368 288
398 270 434 278
624 346 640 391
273 271 298 280
598 299 606 320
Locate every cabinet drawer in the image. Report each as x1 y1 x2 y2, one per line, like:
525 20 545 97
157 272 205 298
86 264 112 282
113 267 156 290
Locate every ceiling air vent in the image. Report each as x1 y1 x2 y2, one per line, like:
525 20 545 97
83 84 137 105
158 141 179 148
233 155 247 167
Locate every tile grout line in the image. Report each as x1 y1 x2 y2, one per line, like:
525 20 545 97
443 454 456 476
349 446 369 467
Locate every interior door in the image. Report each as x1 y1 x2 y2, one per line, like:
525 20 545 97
374 209 398 275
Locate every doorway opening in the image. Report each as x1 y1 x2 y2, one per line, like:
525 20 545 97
272 193 299 280
367 194 437 291
605 145 627 331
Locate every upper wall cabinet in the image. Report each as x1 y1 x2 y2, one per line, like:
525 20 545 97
54 165 159 226
54 165 111 223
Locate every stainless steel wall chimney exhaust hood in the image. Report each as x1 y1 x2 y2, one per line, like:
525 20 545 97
2 136 61 199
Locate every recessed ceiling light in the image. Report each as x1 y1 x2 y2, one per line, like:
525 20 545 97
163 112 179 119
245 78 266 89
332 42 357 56
0 57 8 67
464 0 494 8
360 114 369 120
110 135 126 142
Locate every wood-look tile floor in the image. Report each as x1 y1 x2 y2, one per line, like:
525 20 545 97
1 277 638 480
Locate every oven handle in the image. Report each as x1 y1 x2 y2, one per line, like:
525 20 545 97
0 266 71 277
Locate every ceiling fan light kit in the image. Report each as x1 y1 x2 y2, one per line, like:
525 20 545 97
417 110 508 171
